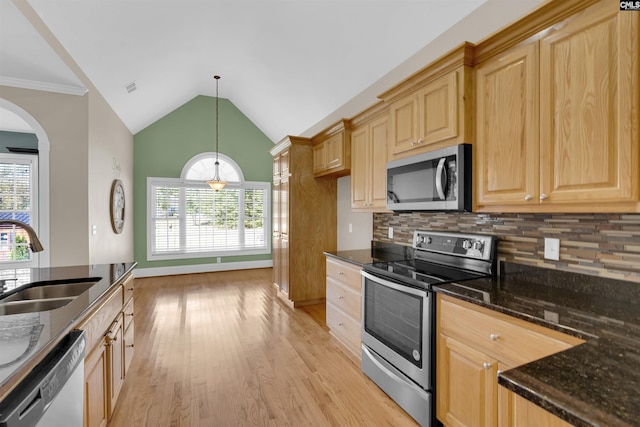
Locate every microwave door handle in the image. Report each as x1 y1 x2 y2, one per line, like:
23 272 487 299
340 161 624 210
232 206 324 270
435 157 447 200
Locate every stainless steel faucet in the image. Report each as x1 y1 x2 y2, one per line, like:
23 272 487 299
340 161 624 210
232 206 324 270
0 220 44 252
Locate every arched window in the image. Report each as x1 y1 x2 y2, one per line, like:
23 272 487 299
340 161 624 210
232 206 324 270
147 153 270 260
181 152 243 183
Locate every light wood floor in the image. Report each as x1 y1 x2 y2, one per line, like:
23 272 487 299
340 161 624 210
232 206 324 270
108 268 418 427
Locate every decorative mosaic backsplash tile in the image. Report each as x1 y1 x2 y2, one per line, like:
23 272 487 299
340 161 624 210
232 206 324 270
373 212 640 283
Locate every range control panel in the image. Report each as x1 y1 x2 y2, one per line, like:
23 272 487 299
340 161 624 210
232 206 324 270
413 230 495 261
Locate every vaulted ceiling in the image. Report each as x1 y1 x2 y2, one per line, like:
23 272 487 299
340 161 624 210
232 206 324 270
0 0 544 142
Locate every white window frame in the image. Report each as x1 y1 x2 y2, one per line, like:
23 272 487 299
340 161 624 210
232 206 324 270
0 153 39 269
146 153 271 261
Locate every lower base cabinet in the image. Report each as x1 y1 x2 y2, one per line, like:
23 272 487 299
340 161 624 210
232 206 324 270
436 294 584 427
84 344 108 427
325 257 362 358
77 272 134 427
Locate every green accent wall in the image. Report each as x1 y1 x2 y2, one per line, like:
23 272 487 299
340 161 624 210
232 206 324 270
133 95 274 269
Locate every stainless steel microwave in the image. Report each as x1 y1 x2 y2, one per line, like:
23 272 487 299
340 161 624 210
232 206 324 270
386 144 471 211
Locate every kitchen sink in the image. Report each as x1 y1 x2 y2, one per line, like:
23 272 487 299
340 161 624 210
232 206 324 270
1 280 97 303
0 298 75 315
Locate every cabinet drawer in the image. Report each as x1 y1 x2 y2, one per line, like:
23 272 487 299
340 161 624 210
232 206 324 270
123 297 134 331
124 320 135 376
326 302 361 356
439 295 583 367
121 273 134 304
326 277 361 321
326 258 361 290
75 285 124 351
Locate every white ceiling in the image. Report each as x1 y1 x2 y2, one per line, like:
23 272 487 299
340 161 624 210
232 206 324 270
0 0 545 142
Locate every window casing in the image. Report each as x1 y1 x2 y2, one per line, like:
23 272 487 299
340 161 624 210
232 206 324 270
0 153 38 269
147 153 270 261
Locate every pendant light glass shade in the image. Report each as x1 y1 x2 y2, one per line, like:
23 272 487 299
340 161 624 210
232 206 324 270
207 75 227 191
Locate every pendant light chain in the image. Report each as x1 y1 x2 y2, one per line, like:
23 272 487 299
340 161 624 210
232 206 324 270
207 74 227 191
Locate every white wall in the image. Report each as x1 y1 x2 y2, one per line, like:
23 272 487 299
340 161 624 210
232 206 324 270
336 176 372 250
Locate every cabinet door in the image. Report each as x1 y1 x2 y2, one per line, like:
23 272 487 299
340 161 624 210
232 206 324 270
106 315 125 419
419 71 459 145
350 125 369 209
369 116 389 209
279 179 290 296
475 42 539 207
540 1 639 204
500 390 573 427
324 133 345 170
84 343 108 427
389 93 419 156
312 144 325 174
437 334 497 427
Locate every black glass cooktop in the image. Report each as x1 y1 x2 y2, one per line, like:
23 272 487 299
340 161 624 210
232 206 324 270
364 258 490 289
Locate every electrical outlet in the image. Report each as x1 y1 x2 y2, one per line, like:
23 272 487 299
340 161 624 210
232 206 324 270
349 223 353 233
544 238 560 261
388 227 394 239
91 225 97 235
217 257 221 263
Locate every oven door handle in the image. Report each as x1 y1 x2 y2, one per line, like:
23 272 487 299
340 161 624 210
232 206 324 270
361 271 429 298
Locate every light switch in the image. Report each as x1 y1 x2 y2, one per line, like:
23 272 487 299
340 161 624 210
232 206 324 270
91 224 97 235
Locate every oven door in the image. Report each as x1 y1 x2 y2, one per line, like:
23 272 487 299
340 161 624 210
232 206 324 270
361 270 432 390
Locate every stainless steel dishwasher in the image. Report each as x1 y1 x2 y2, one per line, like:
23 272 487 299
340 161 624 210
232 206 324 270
0 330 85 427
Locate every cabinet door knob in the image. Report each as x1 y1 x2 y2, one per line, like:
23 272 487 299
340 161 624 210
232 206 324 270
338 322 344 326
524 194 533 201
126 344 135 348
540 193 549 201
338 295 344 300
417 138 424 145
483 362 492 370
490 333 499 341
338 271 344 275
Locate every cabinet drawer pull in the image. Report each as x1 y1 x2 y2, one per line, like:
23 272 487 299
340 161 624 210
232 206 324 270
338 295 344 300
338 322 344 326
338 271 344 276
127 287 134 291
490 333 499 341
126 344 135 348
127 313 134 317
524 194 533 201
483 362 492 370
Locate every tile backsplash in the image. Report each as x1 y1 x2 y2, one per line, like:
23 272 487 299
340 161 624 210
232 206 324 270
373 212 640 283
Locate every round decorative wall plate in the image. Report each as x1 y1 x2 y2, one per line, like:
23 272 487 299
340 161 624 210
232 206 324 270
110 179 125 233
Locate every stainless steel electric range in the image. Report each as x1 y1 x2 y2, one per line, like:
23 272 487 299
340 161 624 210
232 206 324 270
361 230 497 427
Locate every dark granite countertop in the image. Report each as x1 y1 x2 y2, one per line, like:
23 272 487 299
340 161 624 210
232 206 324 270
434 262 640 427
323 242 412 266
0 262 136 400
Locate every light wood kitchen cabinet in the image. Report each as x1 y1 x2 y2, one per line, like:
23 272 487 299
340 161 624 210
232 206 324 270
380 43 473 161
436 294 584 427
77 272 135 427
325 257 362 358
350 102 389 212
475 0 640 212
84 341 108 427
501 392 573 427
105 314 124 416
271 136 337 306
312 120 350 177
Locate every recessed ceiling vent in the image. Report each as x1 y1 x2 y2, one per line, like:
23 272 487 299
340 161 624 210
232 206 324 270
124 81 137 93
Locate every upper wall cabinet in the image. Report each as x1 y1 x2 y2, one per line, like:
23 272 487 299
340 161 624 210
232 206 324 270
380 43 474 161
312 119 351 177
350 102 390 212
475 0 640 212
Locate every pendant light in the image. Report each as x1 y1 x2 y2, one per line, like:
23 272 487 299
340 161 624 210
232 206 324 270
207 75 227 191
